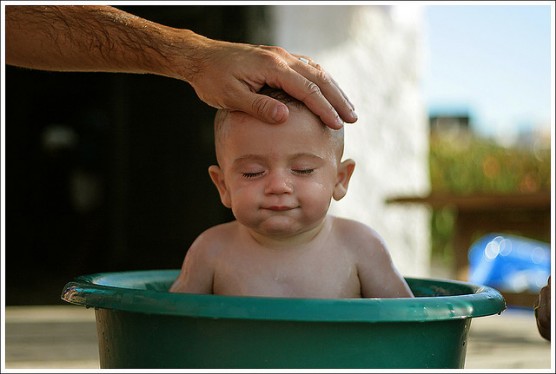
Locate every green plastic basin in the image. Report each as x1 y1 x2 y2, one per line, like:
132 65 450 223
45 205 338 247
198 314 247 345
61 269 506 369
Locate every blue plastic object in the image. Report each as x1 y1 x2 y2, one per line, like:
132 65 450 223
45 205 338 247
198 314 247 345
468 233 551 293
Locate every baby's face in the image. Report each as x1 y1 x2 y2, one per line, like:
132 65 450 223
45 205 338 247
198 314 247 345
212 107 347 239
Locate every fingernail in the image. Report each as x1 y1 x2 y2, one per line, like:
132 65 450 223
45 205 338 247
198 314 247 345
336 116 344 128
272 104 288 123
350 110 358 121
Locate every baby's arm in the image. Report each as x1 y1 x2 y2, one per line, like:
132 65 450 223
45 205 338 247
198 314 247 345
342 220 414 298
169 231 217 294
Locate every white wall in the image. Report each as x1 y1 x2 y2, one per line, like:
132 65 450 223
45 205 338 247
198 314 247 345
270 4 431 277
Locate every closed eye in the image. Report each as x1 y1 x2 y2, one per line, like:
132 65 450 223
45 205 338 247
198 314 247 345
292 169 314 175
243 171 265 179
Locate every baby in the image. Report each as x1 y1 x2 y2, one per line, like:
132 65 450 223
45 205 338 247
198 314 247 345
170 87 414 299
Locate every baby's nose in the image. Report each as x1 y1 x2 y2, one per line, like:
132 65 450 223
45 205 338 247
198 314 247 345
264 170 293 194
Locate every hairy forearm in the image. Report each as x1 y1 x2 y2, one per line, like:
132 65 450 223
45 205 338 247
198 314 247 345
6 5 358 127
5 5 206 82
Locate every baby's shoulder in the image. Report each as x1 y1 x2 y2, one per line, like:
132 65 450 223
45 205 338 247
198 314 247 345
198 221 239 239
329 216 387 254
330 216 382 239
189 221 240 255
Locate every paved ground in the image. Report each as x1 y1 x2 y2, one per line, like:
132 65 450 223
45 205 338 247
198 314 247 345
2 303 553 370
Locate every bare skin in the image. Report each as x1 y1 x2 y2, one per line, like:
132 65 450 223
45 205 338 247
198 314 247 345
5 5 357 128
171 216 414 298
170 94 413 299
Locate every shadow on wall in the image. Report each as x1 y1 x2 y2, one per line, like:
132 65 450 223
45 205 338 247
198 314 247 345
4 5 270 305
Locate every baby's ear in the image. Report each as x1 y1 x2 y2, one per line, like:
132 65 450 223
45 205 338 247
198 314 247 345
333 159 356 201
208 165 232 208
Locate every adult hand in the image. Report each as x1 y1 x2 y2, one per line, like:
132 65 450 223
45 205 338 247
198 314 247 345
5 5 357 129
182 38 357 129
534 276 551 341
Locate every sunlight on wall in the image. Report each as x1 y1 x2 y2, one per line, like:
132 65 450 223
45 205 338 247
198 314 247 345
271 5 431 277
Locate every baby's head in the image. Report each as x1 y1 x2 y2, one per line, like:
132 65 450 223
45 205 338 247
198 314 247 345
214 86 344 158
209 86 355 238
213 86 345 165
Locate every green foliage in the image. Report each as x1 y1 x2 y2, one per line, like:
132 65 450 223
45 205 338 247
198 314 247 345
428 131 552 263
430 133 551 194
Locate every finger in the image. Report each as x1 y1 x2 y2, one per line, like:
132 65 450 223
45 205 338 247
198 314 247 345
226 88 290 124
249 47 356 127
262 56 341 128
285 59 357 127
301 65 357 124
275 71 346 129
291 53 356 113
328 74 356 115
292 54 316 67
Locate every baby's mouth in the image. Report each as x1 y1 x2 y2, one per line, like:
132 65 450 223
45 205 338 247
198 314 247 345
264 205 295 212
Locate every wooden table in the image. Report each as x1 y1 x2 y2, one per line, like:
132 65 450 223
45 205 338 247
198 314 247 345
386 191 551 282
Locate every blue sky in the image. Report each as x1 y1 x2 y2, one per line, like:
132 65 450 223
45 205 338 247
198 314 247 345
422 3 553 138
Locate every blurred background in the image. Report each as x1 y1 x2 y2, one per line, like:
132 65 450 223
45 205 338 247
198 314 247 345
2 3 552 307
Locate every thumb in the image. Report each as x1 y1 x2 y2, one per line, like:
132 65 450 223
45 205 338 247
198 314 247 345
246 92 290 124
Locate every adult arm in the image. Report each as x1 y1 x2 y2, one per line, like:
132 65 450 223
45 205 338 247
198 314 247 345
5 5 357 128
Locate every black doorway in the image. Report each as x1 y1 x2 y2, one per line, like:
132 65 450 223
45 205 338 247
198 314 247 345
4 5 271 305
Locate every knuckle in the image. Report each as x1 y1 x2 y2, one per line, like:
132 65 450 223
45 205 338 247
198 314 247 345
251 95 271 117
259 45 288 60
260 51 289 70
305 81 322 96
264 45 288 56
314 69 332 86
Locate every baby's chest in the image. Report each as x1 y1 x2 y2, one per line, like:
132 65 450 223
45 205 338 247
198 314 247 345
213 255 361 298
